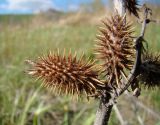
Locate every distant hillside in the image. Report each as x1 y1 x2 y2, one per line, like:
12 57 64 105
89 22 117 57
37 8 65 21
0 9 65 25
0 14 33 25
144 0 160 4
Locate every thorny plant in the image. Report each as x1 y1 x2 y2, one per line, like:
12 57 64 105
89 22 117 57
26 0 160 125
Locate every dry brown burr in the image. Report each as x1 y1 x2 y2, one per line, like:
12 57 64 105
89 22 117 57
139 52 160 89
26 50 105 98
95 14 135 87
124 0 139 17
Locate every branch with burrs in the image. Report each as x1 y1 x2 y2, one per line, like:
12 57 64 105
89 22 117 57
93 5 158 125
25 1 160 125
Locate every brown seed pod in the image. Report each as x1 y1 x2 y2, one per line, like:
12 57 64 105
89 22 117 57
124 0 139 18
139 52 160 89
95 14 135 87
26 50 105 98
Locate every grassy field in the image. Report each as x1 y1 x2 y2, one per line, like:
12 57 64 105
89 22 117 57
0 11 160 125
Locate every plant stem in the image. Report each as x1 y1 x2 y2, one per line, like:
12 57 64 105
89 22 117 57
114 0 126 16
94 101 113 125
94 1 127 125
94 0 127 125
93 3 152 125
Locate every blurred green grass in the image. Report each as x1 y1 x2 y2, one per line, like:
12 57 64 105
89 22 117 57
0 12 160 125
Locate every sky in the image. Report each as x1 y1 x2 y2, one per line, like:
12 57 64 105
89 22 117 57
0 0 159 14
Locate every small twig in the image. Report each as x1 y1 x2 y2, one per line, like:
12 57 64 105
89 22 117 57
137 116 144 125
141 6 152 37
136 100 160 120
150 19 160 24
113 104 127 125
126 92 160 120
125 92 145 125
